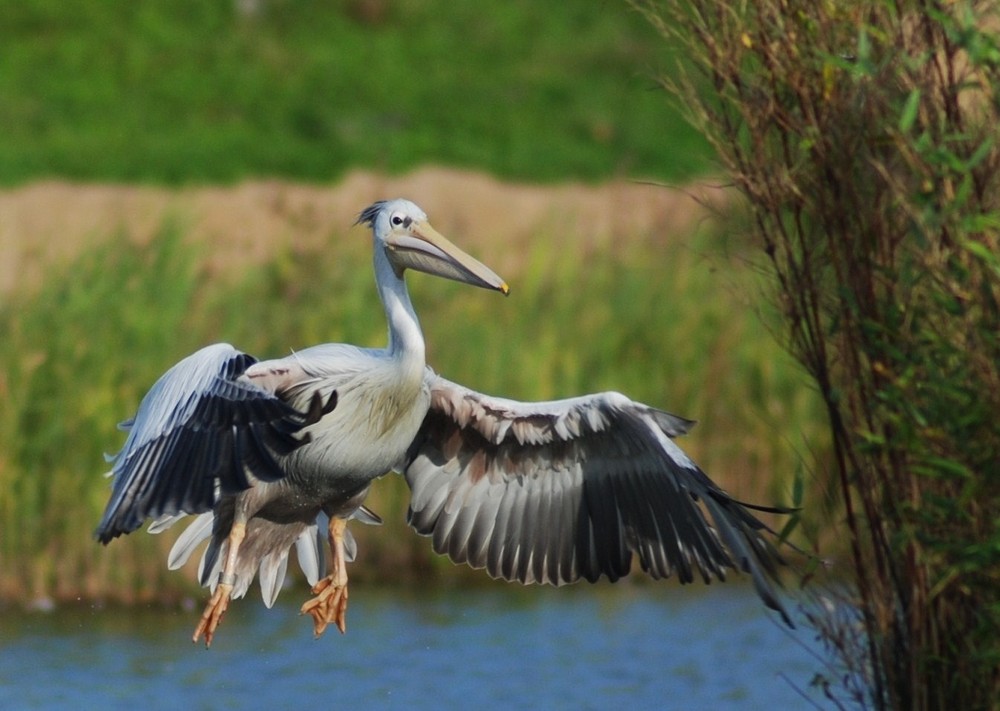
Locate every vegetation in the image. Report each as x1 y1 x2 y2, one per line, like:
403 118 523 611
0 217 824 604
642 0 1000 708
0 0 710 185
0 1 828 609
0 0 818 607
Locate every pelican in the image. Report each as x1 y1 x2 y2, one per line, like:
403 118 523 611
96 198 793 646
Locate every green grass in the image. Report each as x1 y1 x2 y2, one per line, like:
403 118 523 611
0 221 826 603
0 0 711 185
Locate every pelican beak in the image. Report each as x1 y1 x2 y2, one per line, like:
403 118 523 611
387 220 509 295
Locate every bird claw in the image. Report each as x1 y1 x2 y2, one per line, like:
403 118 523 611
193 583 233 647
300 576 349 637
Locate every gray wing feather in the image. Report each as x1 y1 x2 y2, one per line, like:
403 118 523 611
96 343 329 543
343 527 358 563
147 511 186 535
164 512 215 570
294 524 325 586
403 375 793 626
258 549 290 608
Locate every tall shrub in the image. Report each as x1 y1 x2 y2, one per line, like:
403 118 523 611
641 1 1000 708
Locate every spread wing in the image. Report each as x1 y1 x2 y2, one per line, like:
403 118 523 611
96 343 334 543
403 375 792 625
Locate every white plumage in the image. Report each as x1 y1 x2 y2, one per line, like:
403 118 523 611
97 198 792 646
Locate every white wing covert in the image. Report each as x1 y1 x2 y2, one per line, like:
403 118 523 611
403 375 792 625
96 343 335 543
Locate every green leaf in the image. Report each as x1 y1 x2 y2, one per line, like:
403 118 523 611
792 464 805 508
963 239 1000 270
899 89 921 133
778 510 801 543
923 456 974 479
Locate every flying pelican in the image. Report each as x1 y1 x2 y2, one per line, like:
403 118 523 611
96 198 793 646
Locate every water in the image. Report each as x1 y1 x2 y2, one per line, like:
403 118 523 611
0 582 825 710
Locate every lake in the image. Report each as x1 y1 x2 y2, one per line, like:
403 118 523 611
0 581 826 709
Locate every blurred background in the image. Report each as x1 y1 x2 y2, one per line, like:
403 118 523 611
0 0 709 185
0 2 829 707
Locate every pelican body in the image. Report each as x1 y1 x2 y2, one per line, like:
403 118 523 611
97 198 792 646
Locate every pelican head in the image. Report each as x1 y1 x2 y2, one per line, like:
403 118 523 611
358 199 509 295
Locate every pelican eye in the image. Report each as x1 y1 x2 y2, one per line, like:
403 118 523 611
390 213 412 228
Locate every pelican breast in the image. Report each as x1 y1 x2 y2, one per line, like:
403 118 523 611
276 345 431 482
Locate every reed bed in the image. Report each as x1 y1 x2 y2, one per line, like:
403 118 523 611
0 217 825 605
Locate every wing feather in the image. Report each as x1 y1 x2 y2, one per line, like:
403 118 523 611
403 375 793 626
258 550 290 608
552 468 578 583
528 473 553 585
584 465 629 583
96 343 334 543
294 524 325 586
465 485 502 570
444 477 487 563
503 479 531 582
164 512 215 570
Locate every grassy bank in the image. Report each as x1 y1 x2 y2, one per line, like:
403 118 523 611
0 0 708 185
0 215 824 605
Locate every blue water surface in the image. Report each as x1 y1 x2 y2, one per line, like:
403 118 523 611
0 581 825 710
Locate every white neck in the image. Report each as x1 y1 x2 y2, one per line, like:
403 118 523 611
374 246 426 365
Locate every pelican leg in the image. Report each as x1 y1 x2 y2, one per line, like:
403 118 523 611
300 516 350 637
193 520 246 647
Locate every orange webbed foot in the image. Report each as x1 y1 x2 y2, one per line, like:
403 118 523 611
192 583 233 647
300 576 349 637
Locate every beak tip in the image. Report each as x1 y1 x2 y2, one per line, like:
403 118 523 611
499 282 510 296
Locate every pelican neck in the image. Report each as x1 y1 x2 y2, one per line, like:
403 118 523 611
374 246 426 362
